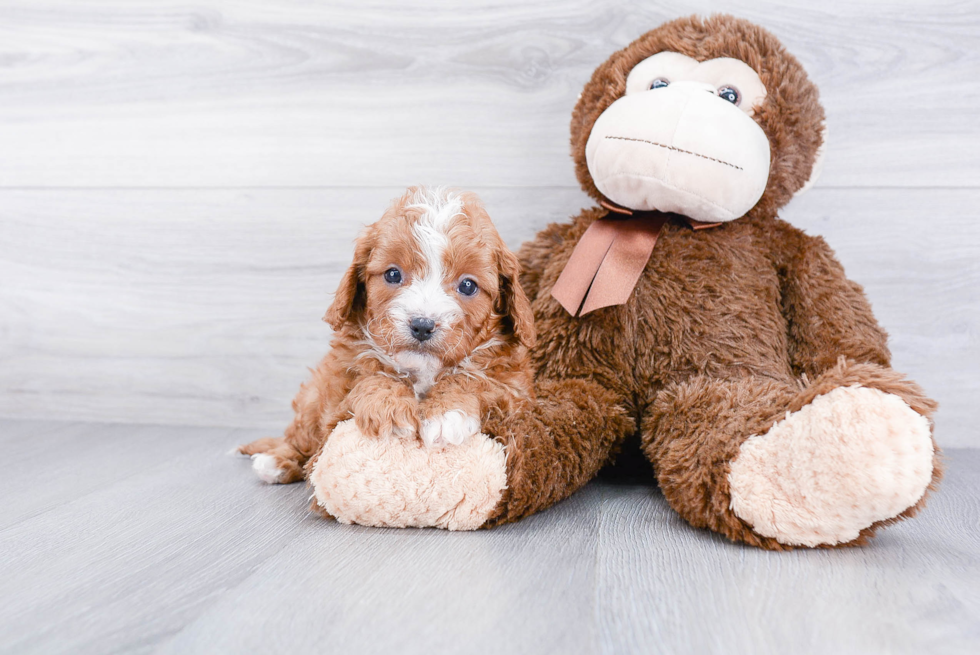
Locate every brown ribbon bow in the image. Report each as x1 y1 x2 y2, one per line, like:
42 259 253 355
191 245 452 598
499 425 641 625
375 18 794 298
551 200 721 317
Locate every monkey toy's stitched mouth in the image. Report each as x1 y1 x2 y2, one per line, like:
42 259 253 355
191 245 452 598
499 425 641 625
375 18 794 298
585 87 772 222
603 135 742 171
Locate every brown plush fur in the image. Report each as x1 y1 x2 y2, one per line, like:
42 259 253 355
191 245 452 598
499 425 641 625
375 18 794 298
483 379 634 527
240 188 535 483
483 15 941 548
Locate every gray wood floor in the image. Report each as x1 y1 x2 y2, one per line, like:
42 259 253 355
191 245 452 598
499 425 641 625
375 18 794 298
0 418 977 655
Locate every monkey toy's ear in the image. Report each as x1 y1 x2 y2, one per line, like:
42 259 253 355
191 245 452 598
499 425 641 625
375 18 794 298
323 227 375 331
794 124 828 197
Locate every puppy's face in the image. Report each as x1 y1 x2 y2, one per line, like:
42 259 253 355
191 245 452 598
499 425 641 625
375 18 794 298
325 188 534 372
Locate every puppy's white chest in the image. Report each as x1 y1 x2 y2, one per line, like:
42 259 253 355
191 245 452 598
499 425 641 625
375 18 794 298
392 351 443 398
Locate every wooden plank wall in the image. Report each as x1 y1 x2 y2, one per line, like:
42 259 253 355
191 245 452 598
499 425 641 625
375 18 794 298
1 0 977 446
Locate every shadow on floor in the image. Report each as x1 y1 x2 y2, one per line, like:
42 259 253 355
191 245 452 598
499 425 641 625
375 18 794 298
597 432 658 485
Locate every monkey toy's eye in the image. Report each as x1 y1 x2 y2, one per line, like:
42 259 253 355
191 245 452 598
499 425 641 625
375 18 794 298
383 267 402 284
717 86 740 105
649 78 670 90
457 278 478 297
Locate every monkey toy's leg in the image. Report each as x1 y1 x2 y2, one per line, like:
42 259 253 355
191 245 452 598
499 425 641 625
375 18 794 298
308 376 634 529
642 360 941 549
480 378 635 527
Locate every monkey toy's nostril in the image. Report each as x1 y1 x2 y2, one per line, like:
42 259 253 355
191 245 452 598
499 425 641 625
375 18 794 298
409 317 437 342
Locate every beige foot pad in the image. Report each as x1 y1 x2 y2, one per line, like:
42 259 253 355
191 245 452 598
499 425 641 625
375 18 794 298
310 419 508 531
728 386 934 547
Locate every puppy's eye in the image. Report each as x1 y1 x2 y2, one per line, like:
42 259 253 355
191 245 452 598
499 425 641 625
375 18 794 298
717 85 740 105
649 78 669 90
457 278 478 297
383 268 402 285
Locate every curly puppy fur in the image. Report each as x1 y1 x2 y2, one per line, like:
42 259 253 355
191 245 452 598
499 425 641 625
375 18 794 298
239 187 535 483
489 14 940 548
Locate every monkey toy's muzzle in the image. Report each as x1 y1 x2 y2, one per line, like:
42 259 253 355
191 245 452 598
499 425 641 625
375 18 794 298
585 81 771 222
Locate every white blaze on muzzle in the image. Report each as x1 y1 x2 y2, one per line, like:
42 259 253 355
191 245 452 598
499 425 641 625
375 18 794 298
585 81 771 221
389 189 464 344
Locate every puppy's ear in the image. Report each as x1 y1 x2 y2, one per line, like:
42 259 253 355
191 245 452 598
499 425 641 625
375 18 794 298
323 227 374 331
495 246 536 349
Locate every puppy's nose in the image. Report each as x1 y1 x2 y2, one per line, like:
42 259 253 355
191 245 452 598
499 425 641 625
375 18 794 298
409 317 437 342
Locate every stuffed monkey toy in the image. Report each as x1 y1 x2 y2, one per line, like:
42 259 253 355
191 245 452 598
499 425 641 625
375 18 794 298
309 14 941 549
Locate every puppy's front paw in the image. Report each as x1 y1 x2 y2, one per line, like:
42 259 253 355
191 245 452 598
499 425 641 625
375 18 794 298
420 410 481 448
354 396 418 439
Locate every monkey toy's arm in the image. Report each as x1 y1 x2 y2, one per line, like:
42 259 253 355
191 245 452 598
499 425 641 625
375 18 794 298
773 224 892 377
479 378 632 526
774 223 939 423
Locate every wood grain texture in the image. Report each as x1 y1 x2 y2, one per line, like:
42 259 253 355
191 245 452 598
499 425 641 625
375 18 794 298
594 456 980 655
2 187 977 446
0 421 221 529
0 421 314 654
0 419 976 654
0 0 976 188
0 1 977 445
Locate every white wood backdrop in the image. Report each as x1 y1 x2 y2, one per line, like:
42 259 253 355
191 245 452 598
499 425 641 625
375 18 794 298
1 0 978 446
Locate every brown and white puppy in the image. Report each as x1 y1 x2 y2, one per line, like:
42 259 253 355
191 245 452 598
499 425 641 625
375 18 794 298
238 187 535 484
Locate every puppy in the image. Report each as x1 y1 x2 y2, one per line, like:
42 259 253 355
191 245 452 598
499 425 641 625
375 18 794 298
238 187 535 484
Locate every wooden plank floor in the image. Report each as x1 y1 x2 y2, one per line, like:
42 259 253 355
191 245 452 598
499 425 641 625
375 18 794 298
0 418 977 654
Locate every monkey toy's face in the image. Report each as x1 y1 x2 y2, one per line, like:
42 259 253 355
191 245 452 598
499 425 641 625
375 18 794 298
586 52 771 222
571 15 826 224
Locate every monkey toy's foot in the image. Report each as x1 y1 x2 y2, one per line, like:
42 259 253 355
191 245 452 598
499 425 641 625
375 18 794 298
308 379 633 531
309 419 508 531
727 386 935 547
